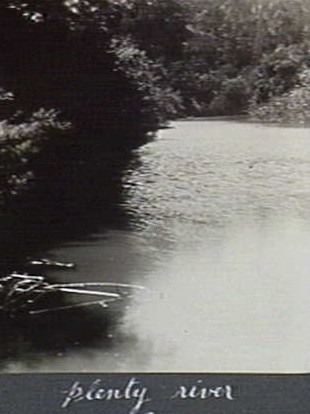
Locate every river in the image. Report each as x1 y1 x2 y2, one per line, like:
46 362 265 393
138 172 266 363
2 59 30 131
2 119 310 373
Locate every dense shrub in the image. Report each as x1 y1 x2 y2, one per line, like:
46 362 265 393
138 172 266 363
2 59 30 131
249 69 310 124
2 0 310 215
165 0 310 119
111 36 182 126
0 0 184 212
0 109 70 209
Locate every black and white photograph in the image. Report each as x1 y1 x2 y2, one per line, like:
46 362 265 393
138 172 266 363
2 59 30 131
0 0 310 397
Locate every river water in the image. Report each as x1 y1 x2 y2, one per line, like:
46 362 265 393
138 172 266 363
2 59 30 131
3 119 310 373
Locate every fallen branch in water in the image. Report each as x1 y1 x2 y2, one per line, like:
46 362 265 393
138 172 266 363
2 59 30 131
29 299 112 315
0 273 146 319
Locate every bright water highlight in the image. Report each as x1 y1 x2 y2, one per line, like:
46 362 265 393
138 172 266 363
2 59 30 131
4 119 310 373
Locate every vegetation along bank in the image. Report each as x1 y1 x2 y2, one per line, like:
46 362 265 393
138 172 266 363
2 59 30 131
1 0 310 267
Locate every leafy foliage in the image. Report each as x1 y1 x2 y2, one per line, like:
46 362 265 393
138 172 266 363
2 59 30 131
0 109 70 208
249 68 310 124
0 0 184 212
1 0 310 214
112 36 182 126
0 0 179 131
165 0 310 118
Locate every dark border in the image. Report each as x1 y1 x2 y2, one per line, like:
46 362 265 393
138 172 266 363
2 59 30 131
1 373 309 413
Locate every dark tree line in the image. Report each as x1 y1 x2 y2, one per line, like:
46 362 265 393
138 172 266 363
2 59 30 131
1 0 310 214
162 0 310 119
0 0 181 212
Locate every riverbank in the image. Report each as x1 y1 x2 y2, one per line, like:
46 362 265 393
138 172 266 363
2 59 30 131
0 127 149 273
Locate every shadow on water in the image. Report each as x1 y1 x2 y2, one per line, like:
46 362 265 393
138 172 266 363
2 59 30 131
0 128 151 369
0 300 115 369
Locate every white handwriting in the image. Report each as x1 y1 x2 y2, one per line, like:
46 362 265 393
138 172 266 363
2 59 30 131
61 377 151 414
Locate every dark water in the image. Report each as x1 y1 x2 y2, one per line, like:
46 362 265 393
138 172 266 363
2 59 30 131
1 119 310 373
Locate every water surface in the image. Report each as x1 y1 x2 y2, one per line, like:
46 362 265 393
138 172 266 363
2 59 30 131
3 119 310 373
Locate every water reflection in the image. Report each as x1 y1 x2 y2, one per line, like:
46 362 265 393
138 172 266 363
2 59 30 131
0 142 142 371
121 120 310 372
122 217 310 372
1 120 310 372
